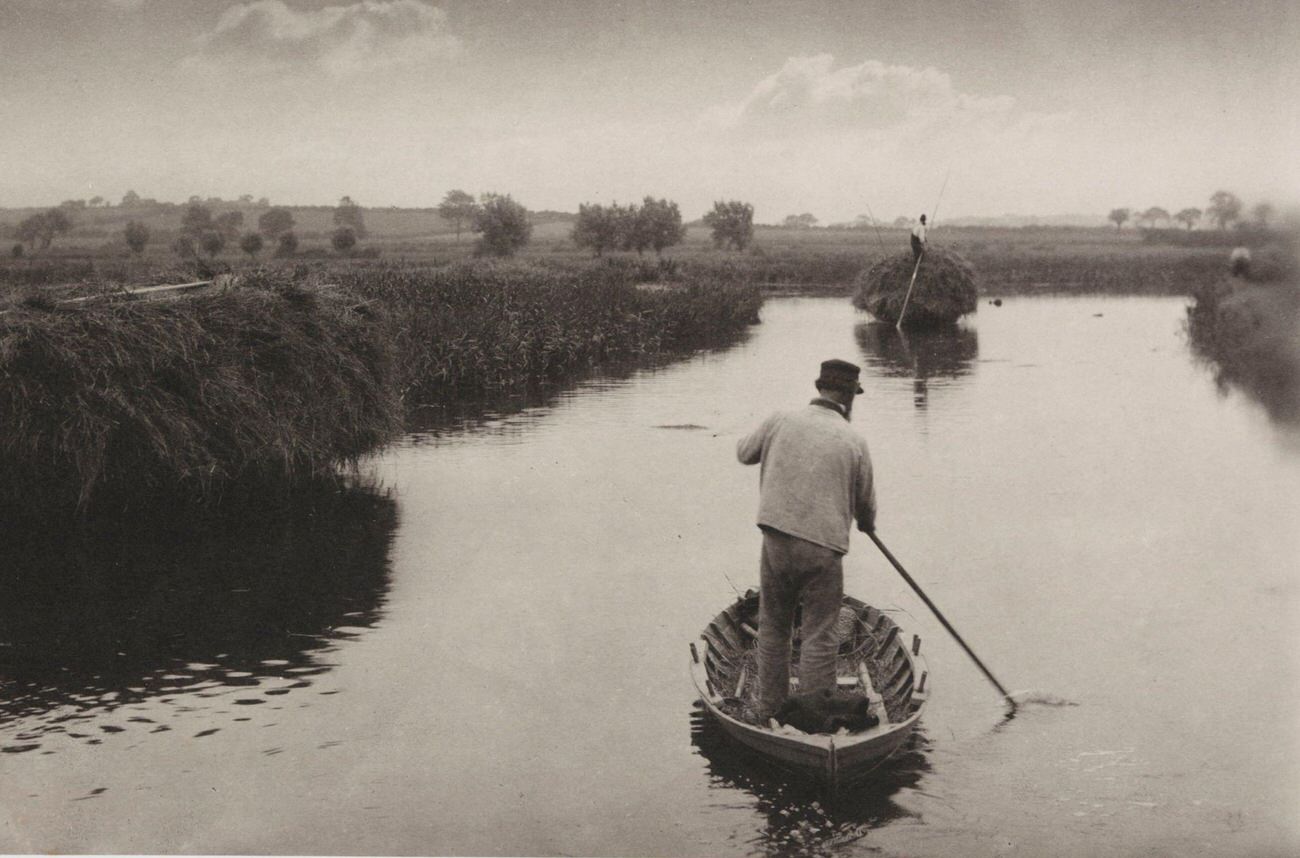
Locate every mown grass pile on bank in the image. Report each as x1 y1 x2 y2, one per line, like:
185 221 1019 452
0 276 401 518
852 248 978 327
335 262 762 399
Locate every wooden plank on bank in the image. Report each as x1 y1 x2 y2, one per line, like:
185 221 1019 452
1 276 227 317
61 278 221 303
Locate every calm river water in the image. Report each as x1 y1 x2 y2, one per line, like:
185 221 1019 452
2 295 1298 857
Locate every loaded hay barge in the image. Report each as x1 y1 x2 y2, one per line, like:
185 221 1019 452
852 247 978 328
690 590 928 787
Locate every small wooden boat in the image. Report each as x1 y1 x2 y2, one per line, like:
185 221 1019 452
690 590 928 786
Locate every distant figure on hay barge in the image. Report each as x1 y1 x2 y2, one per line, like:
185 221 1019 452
910 214 928 261
852 246 979 328
1229 246 1252 279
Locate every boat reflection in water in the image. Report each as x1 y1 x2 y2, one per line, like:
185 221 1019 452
855 322 979 410
690 705 931 853
0 480 397 757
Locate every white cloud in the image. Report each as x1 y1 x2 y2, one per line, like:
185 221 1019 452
193 0 460 76
718 54 1039 138
685 54 1087 219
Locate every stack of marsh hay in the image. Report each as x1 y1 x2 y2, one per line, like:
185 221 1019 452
0 280 401 519
852 247 978 327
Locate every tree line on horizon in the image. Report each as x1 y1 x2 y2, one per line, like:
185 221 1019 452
3 189 758 260
12 184 1279 260
1108 190 1277 233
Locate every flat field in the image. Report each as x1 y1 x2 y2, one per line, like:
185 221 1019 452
0 215 1240 301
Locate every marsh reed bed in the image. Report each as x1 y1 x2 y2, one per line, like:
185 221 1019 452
336 261 762 399
1186 271 1300 424
0 276 401 520
0 260 762 520
959 249 1227 295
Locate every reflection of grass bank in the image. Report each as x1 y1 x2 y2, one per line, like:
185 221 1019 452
1186 276 1300 424
0 478 396 733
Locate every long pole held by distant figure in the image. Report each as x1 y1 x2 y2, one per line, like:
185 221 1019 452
862 200 888 255
866 530 1017 715
895 254 925 330
896 169 952 330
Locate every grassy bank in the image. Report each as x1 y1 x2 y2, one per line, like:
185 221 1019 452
335 261 762 400
0 278 402 519
1186 274 1300 424
0 260 762 520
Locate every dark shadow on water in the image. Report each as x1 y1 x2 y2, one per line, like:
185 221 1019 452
0 479 397 756
855 322 979 411
690 704 932 856
1185 332 1300 429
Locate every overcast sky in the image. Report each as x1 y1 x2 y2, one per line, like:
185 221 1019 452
1 0 1295 222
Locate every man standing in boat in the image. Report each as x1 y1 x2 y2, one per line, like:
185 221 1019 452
910 213 927 261
736 359 877 725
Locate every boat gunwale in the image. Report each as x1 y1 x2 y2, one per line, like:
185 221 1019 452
689 592 928 777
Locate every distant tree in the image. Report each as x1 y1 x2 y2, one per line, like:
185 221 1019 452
333 196 367 239
572 202 628 257
703 200 754 250
1174 207 1202 230
1107 208 1131 231
1207 190 1242 230
892 216 911 228
437 189 479 243
256 197 270 208
238 194 254 204
12 244 23 259
275 231 299 257
16 208 73 252
239 231 264 259
188 195 203 205
121 190 141 207
1138 206 1170 228
181 203 214 237
472 193 532 257
172 235 196 259
331 226 357 254
257 207 295 238
199 230 225 259
60 199 87 210
783 213 819 229
621 203 652 254
1251 202 1274 228
214 210 244 241
89 195 104 208
123 220 149 255
638 196 686 255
